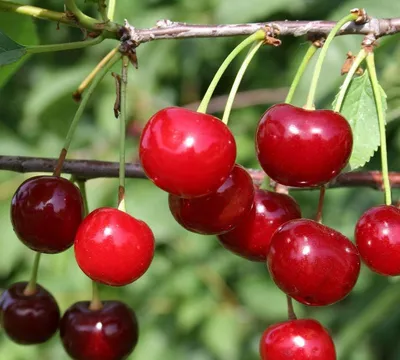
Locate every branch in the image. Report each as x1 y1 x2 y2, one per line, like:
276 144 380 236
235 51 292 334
1 156 400 191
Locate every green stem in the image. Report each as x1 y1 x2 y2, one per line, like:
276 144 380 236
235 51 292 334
305 13 358 109
26 36 103 54
286 295 297 320
62 52 122 153
98 0 108 21
197 30 265 114
23 252 41 296
107 0 116 21
117 56 129 212
285 44 318 104
65 0 101 30
337 283 400 358
366 52 392 205
89 281 103 311
334 49 367 112
221 40 263 124
76 180 89 216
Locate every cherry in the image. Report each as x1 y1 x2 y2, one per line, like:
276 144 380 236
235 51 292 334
60 301 138 360
11 176 84 253
355 205 400 276
0 282 60 344
256 104 353 187
217 189 301 261
259 319 336 359
74 207 155 286
267 219 360 306
168 164 254 235
139 107 236 198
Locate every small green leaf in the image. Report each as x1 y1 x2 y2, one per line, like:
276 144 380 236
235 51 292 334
332 70 387 170
0 31 26 65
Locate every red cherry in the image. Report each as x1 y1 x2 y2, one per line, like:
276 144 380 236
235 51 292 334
11 176 84 253
168 164 254 235
0 282 60 344
355 205 400 276
139 107 236 198
267 219 360 306
74 208 155 286
60 301 138 360
217 189 301 261
259 319 336 360
256 104 353 187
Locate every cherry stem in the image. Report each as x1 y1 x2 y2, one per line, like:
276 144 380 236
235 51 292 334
197 30 265 114
285 44 318 104
221 40 264 124
76 180 89 216
117 56 129 212
334 48 368 113
89 281 103 311
57 50 122 176
305 13 358 110
286 295 297 320
23 252 41 296
315 186 326 223
107 0 116 20
366 52 392 206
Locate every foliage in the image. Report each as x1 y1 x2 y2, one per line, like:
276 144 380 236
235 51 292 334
1 0 400 359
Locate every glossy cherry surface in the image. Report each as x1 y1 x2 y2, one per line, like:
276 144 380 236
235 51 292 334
355 205 400 276
256 104 353 187
168 164 254 235
0 282 60 344
60 301 138 360
11 176 84 253
139 107 236 198
260 319 336 359
267 219 360 306
217 189 301 261
74 207 155 286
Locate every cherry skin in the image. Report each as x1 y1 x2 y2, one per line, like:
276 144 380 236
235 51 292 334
217 188 301 261
74 207 155 286
0 282 60 344
139 107 236 198
259 319 336 360
256 104 353 187
355 205 400 276
60 301 138 360
267 219 360 306
168 164 254 235
11 176 84 253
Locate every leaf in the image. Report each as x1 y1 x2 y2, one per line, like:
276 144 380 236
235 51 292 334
332 70 387 170
0 12 38 87
0 31 26 65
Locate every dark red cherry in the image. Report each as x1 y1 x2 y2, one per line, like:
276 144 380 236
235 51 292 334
217 189 301 261
11 176 84 253
355 205 400 276
260 319 336 359
256 104 353 187
267 219 360 306
0 282 60 344
139 107 236 198
168 164 254 235
60 301 138 360
74 207 155 286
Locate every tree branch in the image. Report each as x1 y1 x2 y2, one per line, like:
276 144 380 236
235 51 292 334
1 155 399 191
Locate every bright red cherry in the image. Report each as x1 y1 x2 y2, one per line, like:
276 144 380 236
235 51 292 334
355 205 400 276
260 319 336 359
74 208 155 286
60 301 138 360
139 107 236 198
256 104 353 187
0 282 60 344
168 164 254 235
11 176 84 253
267 219 360 306
217 189 301 261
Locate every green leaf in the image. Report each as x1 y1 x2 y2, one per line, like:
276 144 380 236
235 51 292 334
332 70 387 170
0 12 38 87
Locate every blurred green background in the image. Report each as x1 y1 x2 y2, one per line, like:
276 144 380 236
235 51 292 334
1 0 400 359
